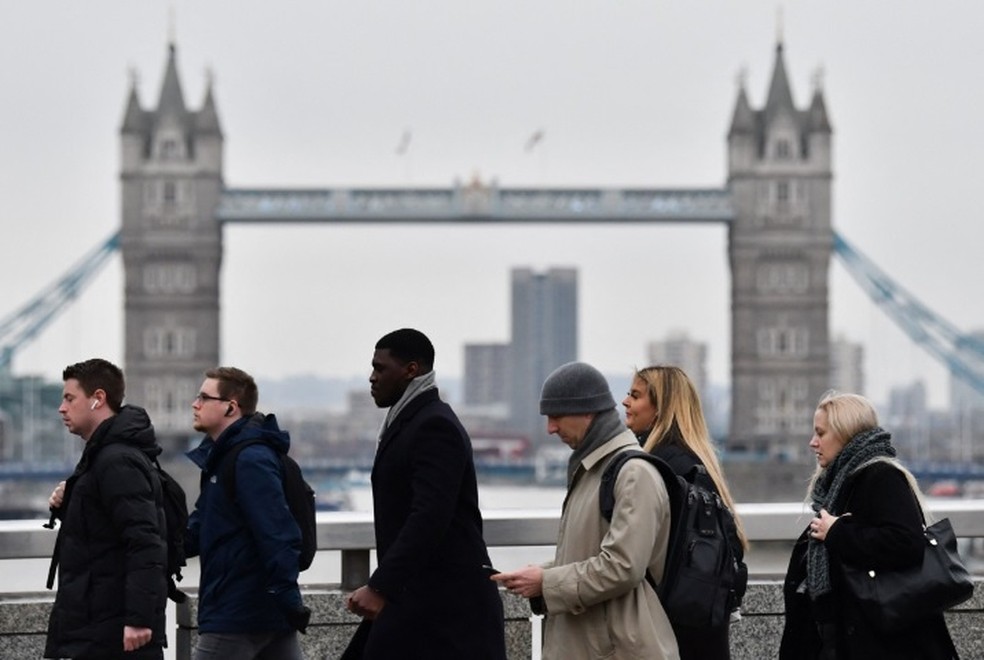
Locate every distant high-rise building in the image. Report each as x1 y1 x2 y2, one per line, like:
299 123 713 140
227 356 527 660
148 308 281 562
950 330 984 411
463 343 509 406
509 267 578 444
887 381 930 461
830 336 864 395
949 330 984 462
647 332 709 402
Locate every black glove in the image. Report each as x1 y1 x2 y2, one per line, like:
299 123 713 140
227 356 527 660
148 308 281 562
286 605 311 634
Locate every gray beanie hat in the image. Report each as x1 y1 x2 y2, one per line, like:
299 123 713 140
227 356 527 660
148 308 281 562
539 361 616 415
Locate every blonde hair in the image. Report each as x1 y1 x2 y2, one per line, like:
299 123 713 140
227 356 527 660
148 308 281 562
815 390 879 443
636 366 748 550
807 390 883 497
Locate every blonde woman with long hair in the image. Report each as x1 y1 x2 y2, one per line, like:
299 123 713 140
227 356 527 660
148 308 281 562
779 391 958 660
622 365 747 660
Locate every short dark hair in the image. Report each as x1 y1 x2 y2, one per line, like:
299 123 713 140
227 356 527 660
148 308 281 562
375 328 435 372
63 359 125 412
205 366 258 415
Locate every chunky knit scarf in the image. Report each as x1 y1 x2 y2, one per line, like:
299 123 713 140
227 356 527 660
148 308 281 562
567 408 625 487
807 426 895 599
378 371 437 442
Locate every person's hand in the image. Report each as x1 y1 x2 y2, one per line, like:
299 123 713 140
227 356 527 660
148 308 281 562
809 508 845 542
490 565 544 599
49 481 66 509
123 625 152 651
286 605 311 633
346 585 386 620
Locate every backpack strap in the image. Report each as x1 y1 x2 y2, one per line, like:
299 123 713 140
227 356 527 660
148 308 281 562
599 449 683 524
45 532 62 590
599 449 685 595
219 438 283 504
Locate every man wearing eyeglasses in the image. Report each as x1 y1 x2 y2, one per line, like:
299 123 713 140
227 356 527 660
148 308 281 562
185 366 310 660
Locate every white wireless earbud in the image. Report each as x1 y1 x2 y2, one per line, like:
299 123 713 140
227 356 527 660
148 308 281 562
90 400 98 411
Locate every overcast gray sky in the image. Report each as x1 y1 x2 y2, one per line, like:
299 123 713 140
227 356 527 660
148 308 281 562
2 2 982 410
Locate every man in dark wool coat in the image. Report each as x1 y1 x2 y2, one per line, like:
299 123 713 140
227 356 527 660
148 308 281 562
343 328 507 660
45 358 167 659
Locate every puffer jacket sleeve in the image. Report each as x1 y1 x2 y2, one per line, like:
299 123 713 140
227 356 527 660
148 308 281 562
94 449 167 629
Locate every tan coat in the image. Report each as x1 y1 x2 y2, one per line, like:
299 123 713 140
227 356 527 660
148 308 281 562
541 430 679 660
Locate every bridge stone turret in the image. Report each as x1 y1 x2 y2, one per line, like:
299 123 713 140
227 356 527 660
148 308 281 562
727 41 834 458
120 43 223 452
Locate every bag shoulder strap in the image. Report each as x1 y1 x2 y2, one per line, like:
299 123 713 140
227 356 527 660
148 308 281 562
219 438 284 504
855 457 928 526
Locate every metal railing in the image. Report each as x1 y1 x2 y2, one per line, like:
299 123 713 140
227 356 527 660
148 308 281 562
5 500 984 589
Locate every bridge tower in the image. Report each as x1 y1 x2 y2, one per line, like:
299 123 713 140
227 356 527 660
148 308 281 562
120 43 223 451
727 42 833 458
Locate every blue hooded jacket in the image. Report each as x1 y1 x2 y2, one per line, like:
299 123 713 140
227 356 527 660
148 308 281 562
185 413 303 634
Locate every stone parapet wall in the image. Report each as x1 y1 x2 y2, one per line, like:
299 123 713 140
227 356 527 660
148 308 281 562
4 581 984 659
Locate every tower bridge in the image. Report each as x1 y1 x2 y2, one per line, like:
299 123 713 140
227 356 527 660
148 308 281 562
7 39 983 463
17 38 984 460
110 39 834 456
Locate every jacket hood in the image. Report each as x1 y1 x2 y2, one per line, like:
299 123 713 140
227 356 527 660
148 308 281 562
187 412 290 472
89 405 161 461
234 412 290 452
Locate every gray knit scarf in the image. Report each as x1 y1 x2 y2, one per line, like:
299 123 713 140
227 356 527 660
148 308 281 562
807 426 895 599
378 371 437 442
567 408 625 487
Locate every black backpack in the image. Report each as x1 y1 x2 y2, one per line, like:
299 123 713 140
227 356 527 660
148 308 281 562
220 439 318 571
153 459 190 603
599 449 747 630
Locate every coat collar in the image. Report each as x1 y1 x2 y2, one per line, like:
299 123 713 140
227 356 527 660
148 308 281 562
581 429 639 472
377 388 441 452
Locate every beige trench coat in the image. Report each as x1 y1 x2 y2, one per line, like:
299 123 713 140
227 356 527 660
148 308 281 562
540 429 679 660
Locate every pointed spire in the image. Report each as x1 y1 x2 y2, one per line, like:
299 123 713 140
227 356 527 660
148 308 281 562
808 90 832 133
764 41 796 128
196 70 223 135
806 66 832 133
156 43 187 120
121 69 147 133
729 84 756 136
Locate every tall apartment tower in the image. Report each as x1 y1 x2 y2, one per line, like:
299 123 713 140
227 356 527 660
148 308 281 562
647 332 709 402
509 267 578 444
120 44 224 451
950 330 984 462
727 42 833 458
463 343 510 407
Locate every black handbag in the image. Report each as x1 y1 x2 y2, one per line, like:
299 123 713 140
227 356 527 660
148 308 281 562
842 517 974 632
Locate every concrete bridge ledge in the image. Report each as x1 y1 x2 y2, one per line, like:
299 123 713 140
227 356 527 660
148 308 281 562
4 581 984 660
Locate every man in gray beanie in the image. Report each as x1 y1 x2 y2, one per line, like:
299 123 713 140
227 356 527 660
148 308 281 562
493 362 680 660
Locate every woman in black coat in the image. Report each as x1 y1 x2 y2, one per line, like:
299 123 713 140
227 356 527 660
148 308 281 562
779 391 959 660
623 365 748 660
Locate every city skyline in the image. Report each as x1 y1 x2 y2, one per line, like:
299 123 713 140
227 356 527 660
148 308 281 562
2 3 983 411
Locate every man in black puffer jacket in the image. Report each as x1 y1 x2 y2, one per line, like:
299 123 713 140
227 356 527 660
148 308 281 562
45 358 167 660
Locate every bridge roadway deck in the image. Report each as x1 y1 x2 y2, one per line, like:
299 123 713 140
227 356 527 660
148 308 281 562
216 186 734 224
4 501 984 659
